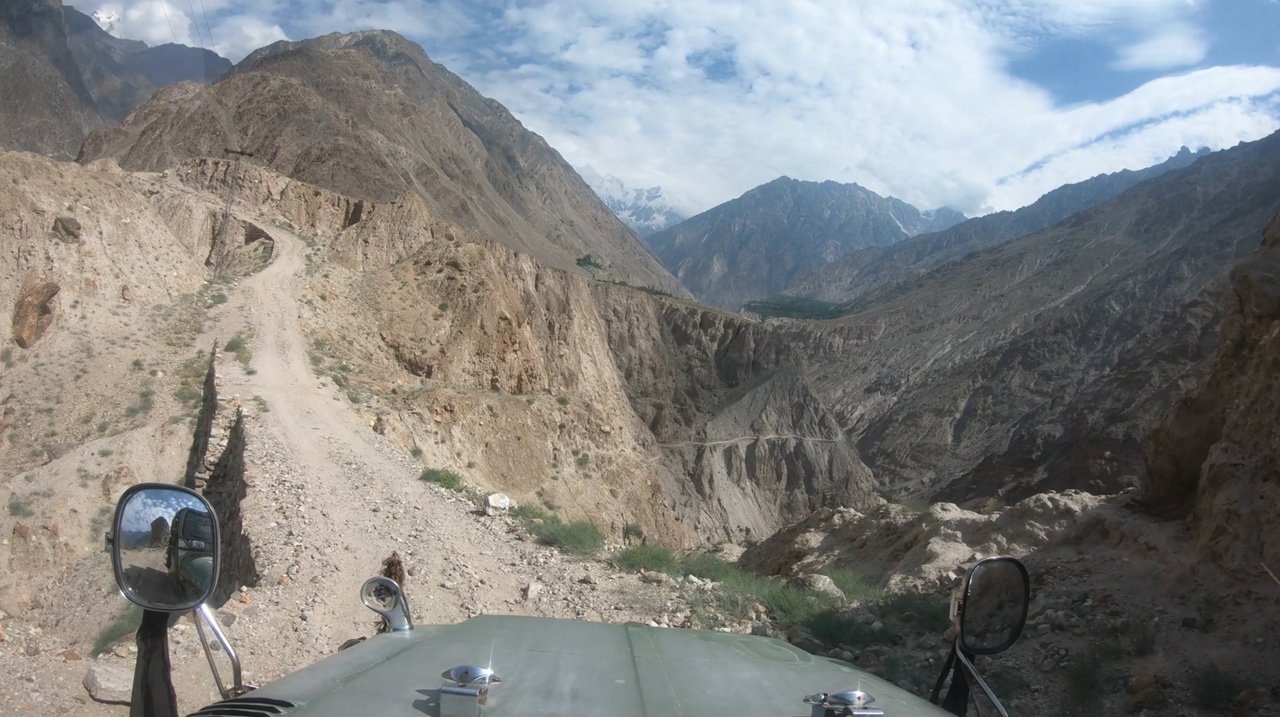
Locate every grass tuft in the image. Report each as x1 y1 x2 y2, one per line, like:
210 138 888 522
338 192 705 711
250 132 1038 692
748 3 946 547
419 468 464 492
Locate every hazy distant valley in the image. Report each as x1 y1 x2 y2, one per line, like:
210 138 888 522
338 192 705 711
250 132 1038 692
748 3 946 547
1 3 1278 715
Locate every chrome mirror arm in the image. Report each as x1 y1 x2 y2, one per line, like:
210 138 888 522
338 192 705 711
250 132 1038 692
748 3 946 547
193 603 250 699
954 646 1010 717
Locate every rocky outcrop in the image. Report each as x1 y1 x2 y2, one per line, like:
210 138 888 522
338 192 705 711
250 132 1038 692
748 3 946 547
741 491 1102 591
594 296 878 540
1142 215 1280 577
328 222 874 544
11 281 59 348
79 30 686 297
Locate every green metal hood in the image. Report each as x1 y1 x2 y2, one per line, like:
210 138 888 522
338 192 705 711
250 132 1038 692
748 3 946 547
198 615 952 716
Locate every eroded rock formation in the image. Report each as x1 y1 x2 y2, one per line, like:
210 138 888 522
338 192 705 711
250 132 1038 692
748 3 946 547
1143 214 1280 577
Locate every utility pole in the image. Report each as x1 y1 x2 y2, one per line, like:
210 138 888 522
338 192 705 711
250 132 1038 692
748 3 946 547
208 148 255 275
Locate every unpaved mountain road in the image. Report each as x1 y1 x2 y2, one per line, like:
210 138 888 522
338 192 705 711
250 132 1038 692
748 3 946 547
203 218 674 680
0 210 677 717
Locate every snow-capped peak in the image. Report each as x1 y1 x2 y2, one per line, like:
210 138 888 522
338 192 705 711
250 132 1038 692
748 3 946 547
579 166 686 236
92 10 121 34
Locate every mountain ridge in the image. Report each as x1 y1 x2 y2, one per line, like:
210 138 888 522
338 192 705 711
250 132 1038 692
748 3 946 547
781 146 1211 307
0 0 229 158
79 29 686 297
645 176 963 310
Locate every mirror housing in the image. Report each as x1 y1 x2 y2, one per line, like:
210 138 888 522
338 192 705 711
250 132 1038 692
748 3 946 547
957 556 1029 656
361 576 413 631
109 483 220 612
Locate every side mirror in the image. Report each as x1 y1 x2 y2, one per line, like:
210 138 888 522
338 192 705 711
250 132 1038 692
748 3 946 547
361 576 413 631
109 483 220 612
957 556 1029 655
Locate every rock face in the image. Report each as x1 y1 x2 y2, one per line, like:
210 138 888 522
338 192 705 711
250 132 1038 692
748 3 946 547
0 1 228 158
352 226 876 543
1142 214 1280 577
789 134 1280 505
783 147 1208 306
79 30 685 297
645 177 962 310
594 298 879 540
740 491 1101 591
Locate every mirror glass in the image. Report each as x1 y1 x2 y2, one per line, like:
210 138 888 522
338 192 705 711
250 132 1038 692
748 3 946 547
361 576 401 612
113 485 219 611
960 557 1028 655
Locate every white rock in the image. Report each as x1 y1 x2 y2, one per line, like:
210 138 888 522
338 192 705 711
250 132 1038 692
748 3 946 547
83 664 132 705
485 493 514 516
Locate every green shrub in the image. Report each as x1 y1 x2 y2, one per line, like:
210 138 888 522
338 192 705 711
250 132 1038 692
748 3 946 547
528 516 604 556
805 608 901 648
827 568 879 604
878 590 952 632
677 552 740 582
612 545 678 573
511 503 551 522
420 468 464 492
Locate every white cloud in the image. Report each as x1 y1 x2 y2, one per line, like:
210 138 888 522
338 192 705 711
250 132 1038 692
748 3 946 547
211 15 289 61
90 0 195 46
1113 22 1208 70
401 0 1278 216
70 0 1280 218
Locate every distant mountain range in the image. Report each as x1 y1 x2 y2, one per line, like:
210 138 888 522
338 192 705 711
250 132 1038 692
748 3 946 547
580 167 687 236
0 0 228 158
644 177 964 310
787 136 1276 505
779 146 1211 309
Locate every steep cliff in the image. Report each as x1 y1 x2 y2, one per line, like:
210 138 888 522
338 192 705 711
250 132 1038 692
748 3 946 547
1143 214 1280 577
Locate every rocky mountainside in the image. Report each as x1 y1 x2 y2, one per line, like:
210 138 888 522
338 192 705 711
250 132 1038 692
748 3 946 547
783 147 1209 306
580 167 687 236
0 0 228 158
1143 213 1280 578
645 177 963 310
788 133 1280 505
166 156 875 545
78 31 685 296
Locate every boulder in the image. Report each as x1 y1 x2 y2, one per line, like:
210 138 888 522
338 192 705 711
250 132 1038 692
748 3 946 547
485 493 514 516
51 216 82 242
791 574 846 603
83 663 132 705
12 282 60 348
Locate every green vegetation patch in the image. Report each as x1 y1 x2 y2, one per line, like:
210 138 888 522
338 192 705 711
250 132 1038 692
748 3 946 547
420 468 464 492
742 295 844 320
527 517 604 556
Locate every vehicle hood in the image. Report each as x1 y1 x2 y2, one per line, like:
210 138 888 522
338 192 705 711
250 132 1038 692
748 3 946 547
193 615 951 716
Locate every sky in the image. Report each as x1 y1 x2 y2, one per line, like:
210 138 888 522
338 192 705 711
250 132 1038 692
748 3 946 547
73 0 1280 217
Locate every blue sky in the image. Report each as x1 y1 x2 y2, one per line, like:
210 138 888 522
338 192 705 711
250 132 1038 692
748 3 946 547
77 0 1280 216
